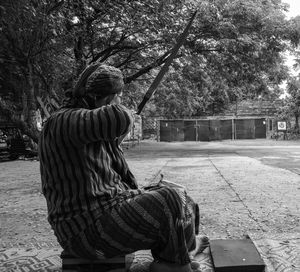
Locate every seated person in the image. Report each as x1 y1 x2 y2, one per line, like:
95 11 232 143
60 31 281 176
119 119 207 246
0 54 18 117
39 64 209 272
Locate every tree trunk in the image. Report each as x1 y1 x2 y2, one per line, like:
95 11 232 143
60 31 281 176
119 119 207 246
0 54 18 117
26 63 38 131
21 91 27 122
0 98 40 143
294 114 299 133
0 60 40 144
15 62 41 144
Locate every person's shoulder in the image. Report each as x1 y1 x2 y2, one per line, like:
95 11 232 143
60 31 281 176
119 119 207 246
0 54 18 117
53 107 85 116
44 108 79 125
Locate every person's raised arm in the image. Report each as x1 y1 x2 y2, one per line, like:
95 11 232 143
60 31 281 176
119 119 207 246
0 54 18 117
67 104 133 145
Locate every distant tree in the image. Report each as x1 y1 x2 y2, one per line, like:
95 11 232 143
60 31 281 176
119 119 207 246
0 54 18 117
140 0 300 117
285 77 300 131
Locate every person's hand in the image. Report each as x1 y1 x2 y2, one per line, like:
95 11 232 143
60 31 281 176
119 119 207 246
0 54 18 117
158 175 186 190
159 179 186 190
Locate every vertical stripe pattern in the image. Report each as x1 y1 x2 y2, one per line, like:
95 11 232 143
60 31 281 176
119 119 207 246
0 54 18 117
39 105 138 245
39 104 199 265
65 187 199 265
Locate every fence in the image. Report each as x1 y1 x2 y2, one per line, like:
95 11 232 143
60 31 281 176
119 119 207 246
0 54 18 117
142 117 159 140
157 117 269 142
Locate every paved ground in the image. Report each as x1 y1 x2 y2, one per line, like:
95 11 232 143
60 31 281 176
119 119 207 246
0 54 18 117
125 140 300 238
0 139 299 271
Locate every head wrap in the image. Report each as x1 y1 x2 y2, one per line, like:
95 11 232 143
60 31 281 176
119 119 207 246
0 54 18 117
73 64 124 98
63 63 124 109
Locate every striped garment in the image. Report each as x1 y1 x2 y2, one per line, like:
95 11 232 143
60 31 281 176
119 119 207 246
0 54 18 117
39 104 199 265
64 186 198 265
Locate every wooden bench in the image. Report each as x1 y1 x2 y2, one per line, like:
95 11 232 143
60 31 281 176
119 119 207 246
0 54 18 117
61 251 134 272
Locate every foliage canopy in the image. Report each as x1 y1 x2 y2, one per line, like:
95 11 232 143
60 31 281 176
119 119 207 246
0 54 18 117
0 0 300 141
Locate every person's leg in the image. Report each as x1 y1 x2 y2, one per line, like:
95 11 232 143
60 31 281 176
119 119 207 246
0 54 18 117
148 188 209 272
189 235 210 258
142 187 195 272
65 186 202 271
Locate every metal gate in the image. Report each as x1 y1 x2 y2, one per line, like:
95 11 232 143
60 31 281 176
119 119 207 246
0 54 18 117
235 119 255 139
197 120 210 141
160 120 184 142
183 120 196 141
220 120 233 140
255 119 266 138
209 120 221 141
159 118 266 141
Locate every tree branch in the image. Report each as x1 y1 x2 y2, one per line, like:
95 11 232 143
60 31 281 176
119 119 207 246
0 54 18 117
90 26 150 63
124 50 171 83
46 0 65 15
116 47 145 68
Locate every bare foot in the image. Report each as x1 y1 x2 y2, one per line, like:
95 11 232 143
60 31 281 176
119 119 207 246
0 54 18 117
150 236 209 272
150 261 192 272
189 235 210 259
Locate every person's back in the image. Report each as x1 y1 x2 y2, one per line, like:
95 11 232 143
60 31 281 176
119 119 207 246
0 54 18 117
39 63 208 272
39 66 139 246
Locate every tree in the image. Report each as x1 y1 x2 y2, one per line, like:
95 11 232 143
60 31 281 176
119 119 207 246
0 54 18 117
1 0 300 142
0 0 67 142
142 0 300 116
284 77 300 131
0 0 194 141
